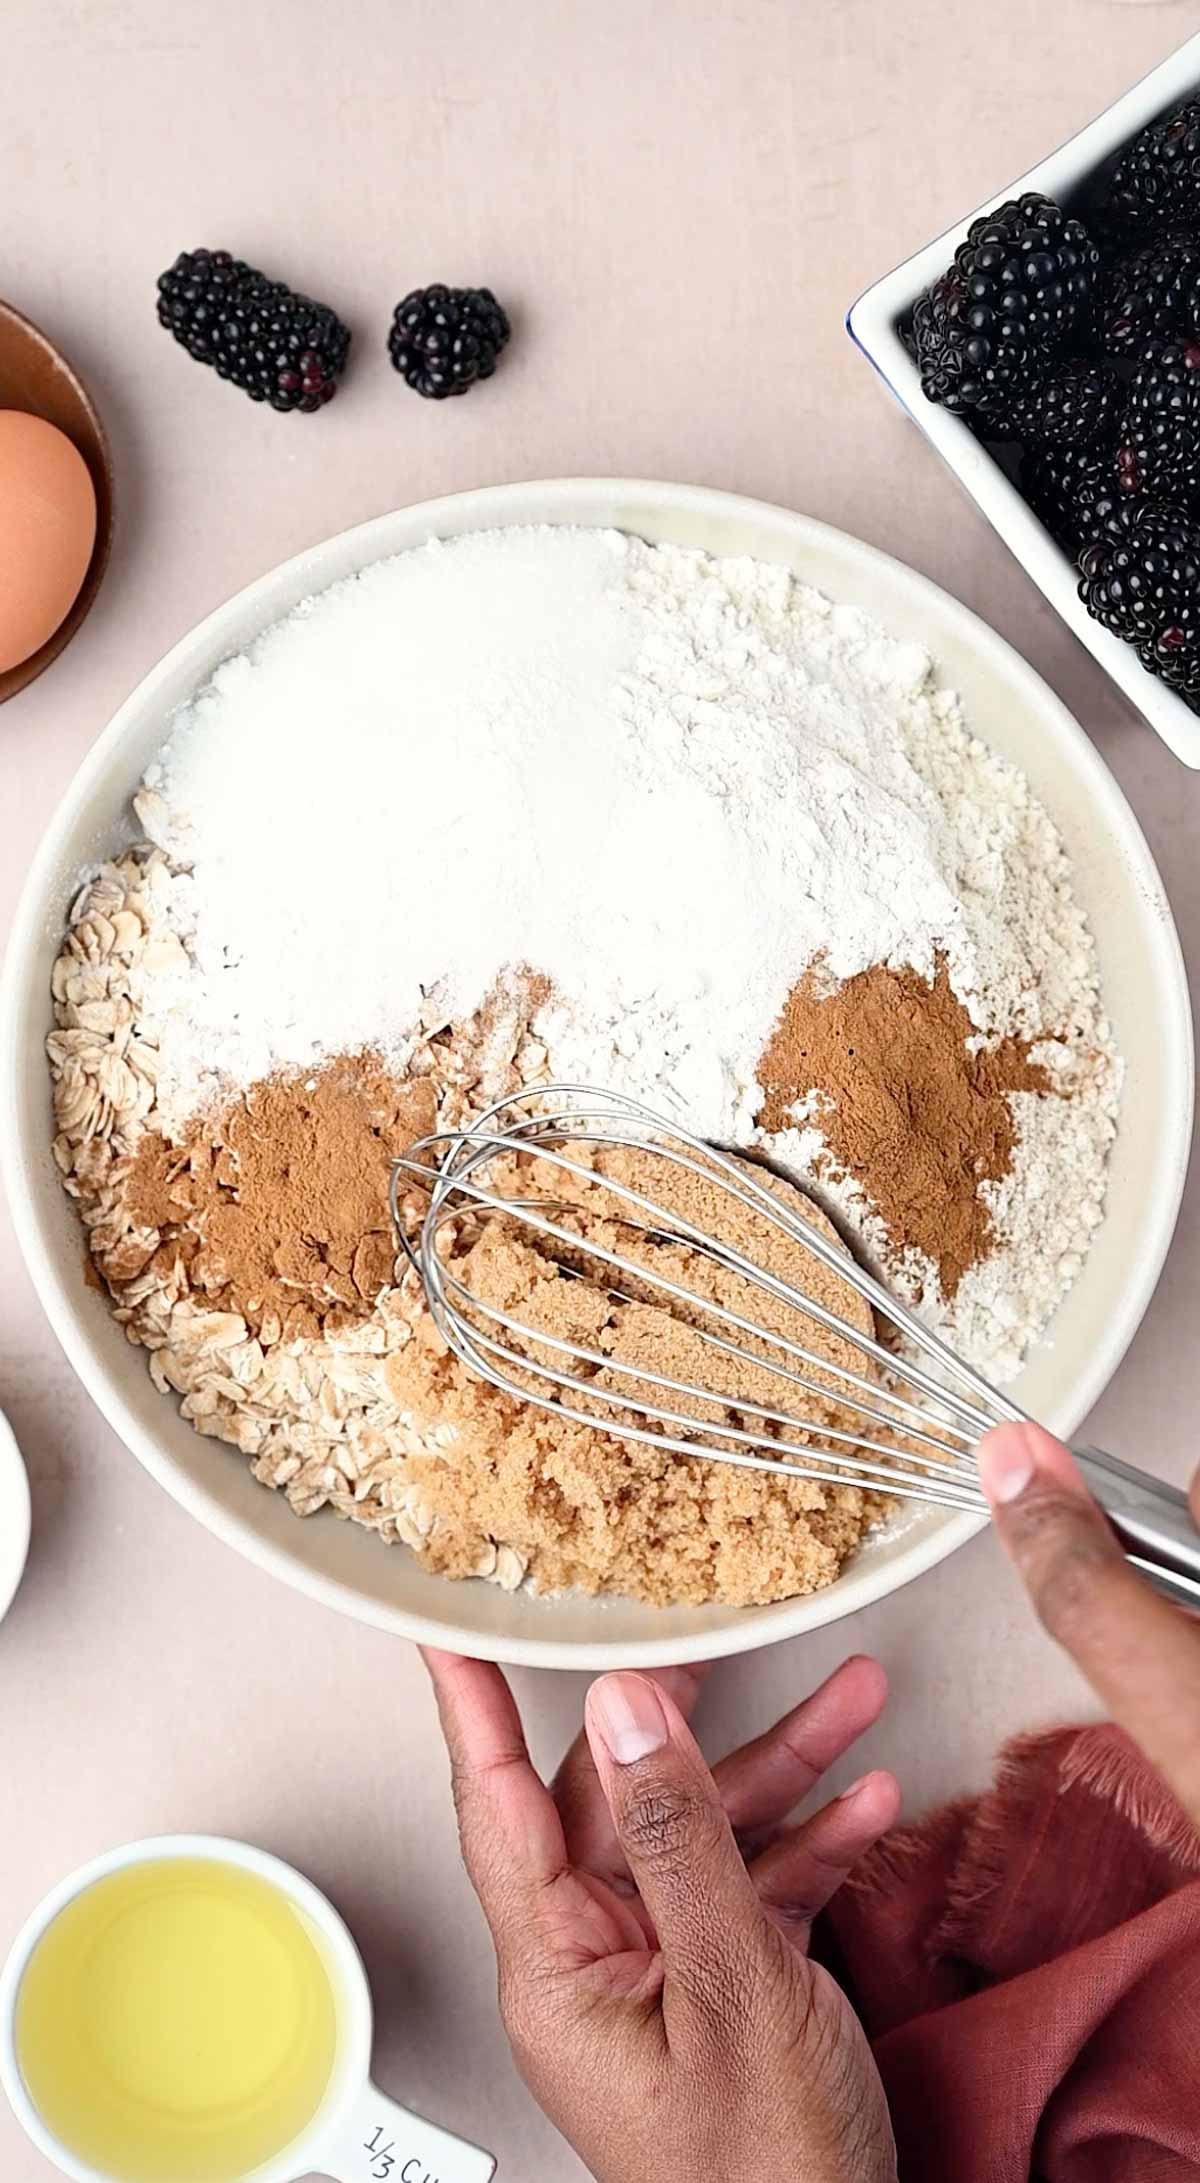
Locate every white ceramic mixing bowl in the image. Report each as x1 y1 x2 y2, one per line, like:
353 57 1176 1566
0 1410 31 1627
1 480 1191 1667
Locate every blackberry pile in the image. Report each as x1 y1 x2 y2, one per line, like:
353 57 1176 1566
157 256 513 413
1081 503 1200 706
908 93 1200 717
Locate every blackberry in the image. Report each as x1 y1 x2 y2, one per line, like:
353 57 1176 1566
908 274 974 405
909 194 1099 424
1103 97 1200 236
1008 359 1123 448
157 250 349 412
1021 442 1121 555
1099 231 1200 354
387 285 510 399
1115 340 1200 506
1079 499 1200 709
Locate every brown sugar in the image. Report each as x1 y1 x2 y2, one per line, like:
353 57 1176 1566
757 954 1051 1295
382 1141 892 1605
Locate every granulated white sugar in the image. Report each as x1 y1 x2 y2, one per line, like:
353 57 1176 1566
137 530 1108 1077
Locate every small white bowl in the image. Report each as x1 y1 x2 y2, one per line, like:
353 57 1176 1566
0 1410 31 1626
848 31 1200 769
0 479 1192 1668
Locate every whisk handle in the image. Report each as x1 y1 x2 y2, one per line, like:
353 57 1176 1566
1075 1445 1200 1607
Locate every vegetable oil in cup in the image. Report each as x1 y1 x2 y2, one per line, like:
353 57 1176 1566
14 1856 337 2183
0 1835 495 2183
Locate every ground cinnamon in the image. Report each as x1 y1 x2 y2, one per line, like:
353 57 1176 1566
121 972 549 1344
127 1056 435 1341
757 955 1051 1295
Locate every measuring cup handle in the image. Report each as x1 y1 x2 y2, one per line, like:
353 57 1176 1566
319 2082 496 2183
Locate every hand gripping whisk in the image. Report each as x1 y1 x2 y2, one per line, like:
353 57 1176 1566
390 1085 1200 1606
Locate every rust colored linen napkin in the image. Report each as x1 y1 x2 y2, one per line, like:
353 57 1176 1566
821 1726 1200 2181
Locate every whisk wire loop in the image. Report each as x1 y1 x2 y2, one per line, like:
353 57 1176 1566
388 1085 1200 1604
389 1084 1030 1512
406 1093 1013 1428
435 1262 981 1487
415 1165 976 1455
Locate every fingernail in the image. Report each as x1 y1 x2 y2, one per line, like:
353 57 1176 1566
836 1771 872 1803
978 1423 1037 1505
588 1673 669 1765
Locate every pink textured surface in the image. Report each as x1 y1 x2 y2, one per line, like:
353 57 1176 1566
2 4 1198 2177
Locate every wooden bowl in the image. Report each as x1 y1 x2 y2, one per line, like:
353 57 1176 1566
0 300 114 704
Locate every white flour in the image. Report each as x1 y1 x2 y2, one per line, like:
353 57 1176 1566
127 524 1120 1378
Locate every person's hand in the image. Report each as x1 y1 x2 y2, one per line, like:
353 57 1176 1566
422 1649 900 2183
979 1421 1200 1826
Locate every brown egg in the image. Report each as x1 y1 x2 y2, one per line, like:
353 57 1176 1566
0 411 97 672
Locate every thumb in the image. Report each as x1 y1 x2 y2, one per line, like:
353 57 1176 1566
978 1421 1200 1823
585 1672 773 2027
977 1419 1133 1639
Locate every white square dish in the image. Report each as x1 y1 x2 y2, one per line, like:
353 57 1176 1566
847 31 1200 769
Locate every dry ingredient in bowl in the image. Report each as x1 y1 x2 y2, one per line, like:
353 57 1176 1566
758 955 1051 1297
45 526 1121 1608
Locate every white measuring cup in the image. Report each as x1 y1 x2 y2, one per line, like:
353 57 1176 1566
0 1834 495 2183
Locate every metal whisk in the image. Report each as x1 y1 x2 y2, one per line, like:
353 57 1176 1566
390 1085 1200 1606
